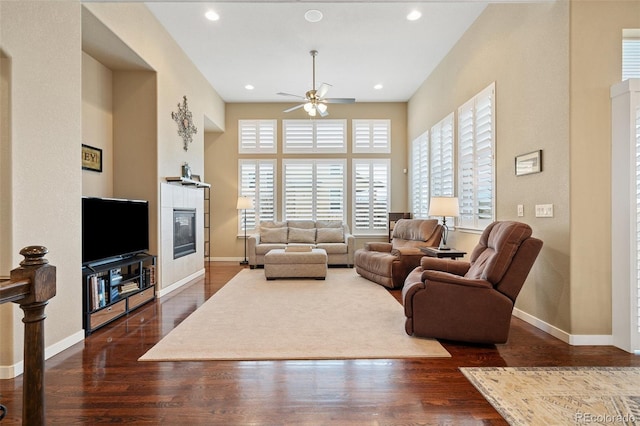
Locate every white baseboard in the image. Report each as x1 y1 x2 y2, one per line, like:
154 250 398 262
513 308 613 346
0 329 84 379
157 268 205 298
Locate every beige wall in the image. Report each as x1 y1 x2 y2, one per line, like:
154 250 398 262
569 0 640 335
82 52 114 197
408 2 572 331
205 102 408 260
0 1 83 374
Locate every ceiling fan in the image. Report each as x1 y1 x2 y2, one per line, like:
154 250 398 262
277 50 355 117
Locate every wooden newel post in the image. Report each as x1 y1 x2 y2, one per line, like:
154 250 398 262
10 246 56 426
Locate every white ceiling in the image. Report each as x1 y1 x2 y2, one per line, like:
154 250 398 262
143 1 490 103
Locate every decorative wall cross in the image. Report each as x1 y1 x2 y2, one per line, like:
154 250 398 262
171 96 198 151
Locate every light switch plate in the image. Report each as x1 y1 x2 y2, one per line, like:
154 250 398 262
517 204 524 217
535 204 553 218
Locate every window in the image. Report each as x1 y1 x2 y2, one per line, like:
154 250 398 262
430 113 455 198
623 37 640 81
238 120 277 153
353 159 390 234
411 132 429 218
283 159 346 221
283 119 346 153
353 119 391 153
457 83 495 230
238 160 276 232
410 113 454 220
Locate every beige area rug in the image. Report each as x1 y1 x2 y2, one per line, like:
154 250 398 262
140 268 450 361
461 367 640 425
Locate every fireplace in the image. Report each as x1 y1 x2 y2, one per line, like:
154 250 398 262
174 209 196 259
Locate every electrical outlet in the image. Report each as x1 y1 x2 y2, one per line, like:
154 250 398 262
535 204 554 218
517 204 524 217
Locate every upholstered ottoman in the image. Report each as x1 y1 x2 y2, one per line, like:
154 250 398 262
264 248 328 280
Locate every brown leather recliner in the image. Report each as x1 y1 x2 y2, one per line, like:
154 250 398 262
354 219 443 289
402 221 543 344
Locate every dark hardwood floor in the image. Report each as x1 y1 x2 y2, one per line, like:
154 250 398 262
1 262 639 425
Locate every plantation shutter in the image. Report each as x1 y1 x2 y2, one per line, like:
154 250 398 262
283 119 346 153
623 38 640 81
457 83 495 230
239 160 276 231
283 160 345 222
238 120 277 153
353 159 390 234
353 119 391 153
411 132 429 218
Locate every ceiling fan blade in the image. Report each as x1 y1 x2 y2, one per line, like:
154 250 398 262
324 97 356 104
316 83 331 99
283 104 305 113
277 92 307 100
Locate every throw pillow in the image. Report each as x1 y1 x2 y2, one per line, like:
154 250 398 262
316 228 344 243
288 227 316 244
260 220 287 229
260 227 288 243
315 220 343 229
287 220 316 229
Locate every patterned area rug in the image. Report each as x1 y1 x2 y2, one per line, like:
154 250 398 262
461 367 640 425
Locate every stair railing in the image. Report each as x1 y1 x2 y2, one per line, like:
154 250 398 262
0 246 56 426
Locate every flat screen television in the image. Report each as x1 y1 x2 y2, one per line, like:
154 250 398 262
82 197 149 266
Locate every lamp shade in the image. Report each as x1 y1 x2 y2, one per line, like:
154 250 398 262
236 196 254 210
428 197 460 217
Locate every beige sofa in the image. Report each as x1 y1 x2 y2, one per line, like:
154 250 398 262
248 220 355 268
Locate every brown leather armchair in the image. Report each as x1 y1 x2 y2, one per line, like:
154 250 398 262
354 219 443 289
402 221 543 344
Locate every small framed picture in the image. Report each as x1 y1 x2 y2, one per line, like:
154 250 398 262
82 144 102 172
515 150 542 176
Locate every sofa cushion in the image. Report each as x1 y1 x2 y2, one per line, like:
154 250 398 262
260 220 287 229
288 227 316 243
287 220 316 229
315 220 343 229
316 242 348 254
316 227 344 243
260 227 288 243
256 243 287 255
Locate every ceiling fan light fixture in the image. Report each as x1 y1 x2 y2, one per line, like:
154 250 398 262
317 103 327 113
308 107 317 117
304 102 313 112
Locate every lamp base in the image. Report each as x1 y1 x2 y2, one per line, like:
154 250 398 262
239 260 249 265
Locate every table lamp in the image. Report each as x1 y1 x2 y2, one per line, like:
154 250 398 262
428 196 459 250
237 196 254 265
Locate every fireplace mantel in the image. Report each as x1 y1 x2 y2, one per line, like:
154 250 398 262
165 177 210 188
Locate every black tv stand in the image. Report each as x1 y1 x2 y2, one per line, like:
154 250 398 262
82 253 156 335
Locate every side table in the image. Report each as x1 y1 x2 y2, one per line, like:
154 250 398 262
420 247 466 260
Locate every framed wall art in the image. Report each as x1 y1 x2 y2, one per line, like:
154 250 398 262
515 150 542 176
82 144 103 172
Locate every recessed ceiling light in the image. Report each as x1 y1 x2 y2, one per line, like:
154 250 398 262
205 10 220 21
245 84 254 90
305 9 323 23
406 10 422 21
374 84 384 90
